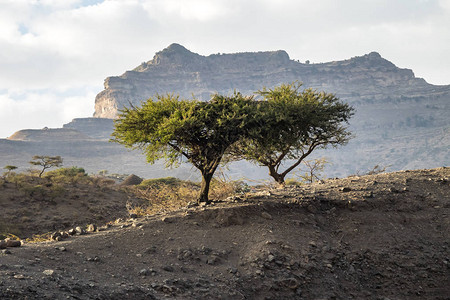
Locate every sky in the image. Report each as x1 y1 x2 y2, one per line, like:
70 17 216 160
0 0 449 138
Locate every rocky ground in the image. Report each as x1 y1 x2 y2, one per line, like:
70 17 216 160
0 167 449 299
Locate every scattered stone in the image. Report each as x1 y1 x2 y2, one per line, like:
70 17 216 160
226 196 243 202
98 224 111 231
120 174 143 186
145 246 157 254
139 268 156 276
162 265 174 272
2 249 12 255
5 238 21 247
75 226 86 235
261 212 273 220
253 190 272 197
50 232 61 240
206 255 220 265
162 216 173 223
364 191 374 198
389 187 400 193
68 228 76 236
43 269 55 276
56 247 66 252
14 274 26 279
86 224 97 232
87 256 100 262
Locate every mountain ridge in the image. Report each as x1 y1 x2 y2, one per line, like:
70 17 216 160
94 43 447 118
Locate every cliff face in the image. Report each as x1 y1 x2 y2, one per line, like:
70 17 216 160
93 43 446 118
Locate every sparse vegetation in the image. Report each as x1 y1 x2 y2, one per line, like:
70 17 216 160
45 167 88 184
29 155 63 177
355 164 391 176
295 158 329 183
127 175 245 216
3 165 17 178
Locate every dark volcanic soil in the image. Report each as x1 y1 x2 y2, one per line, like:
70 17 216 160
0 168 449 299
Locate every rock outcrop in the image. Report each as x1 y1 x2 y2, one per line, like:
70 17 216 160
93 43 448 118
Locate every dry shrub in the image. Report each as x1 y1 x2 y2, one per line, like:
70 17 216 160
45 167 90 185
285 178 303 186
25 232 53 243
129 181 198 215
90 176 116 187
126 175 247 216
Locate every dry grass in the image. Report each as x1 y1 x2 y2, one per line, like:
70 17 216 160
126 175 248 217
25 232 53 243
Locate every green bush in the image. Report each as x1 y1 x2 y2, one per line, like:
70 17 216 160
139 177 188 188
46 167 86 177
45 167 88 184
285 178 303 186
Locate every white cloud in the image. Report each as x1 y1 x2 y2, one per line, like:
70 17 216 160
0 89 95 138
0 0 449 137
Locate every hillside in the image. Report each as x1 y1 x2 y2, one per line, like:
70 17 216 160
0 168 449 299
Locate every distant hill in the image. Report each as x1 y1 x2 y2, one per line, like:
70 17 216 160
0 44 448 179
8 128 91 142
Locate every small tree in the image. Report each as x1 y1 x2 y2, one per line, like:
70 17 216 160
3 165 17 176
29 155 63 177
112 93 255 203
233 82 354 186
296 158 328 183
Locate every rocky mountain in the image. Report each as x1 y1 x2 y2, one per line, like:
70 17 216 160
94 43 449 118
92 43 449 176
0 44 448 179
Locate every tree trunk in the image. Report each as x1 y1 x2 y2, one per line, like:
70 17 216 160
268 165 285 187
198 171 214 204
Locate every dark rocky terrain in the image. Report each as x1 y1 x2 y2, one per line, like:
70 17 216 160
0 167 449 299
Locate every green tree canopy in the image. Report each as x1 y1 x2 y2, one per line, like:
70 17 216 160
112 93 255 203
232 82 354 185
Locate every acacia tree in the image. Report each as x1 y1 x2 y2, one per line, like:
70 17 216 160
29 155 63 177
112 93 255 203
233 82 354 186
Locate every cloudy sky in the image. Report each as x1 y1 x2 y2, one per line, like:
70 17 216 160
1 0 449 138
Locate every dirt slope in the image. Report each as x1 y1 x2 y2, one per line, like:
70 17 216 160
0 168 449 299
